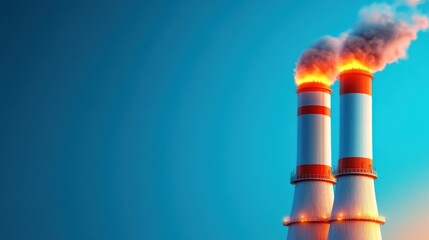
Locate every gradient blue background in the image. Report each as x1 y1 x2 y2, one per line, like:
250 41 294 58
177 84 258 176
1 0 428 239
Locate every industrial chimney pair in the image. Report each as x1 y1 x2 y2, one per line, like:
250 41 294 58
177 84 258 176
284 69 385 240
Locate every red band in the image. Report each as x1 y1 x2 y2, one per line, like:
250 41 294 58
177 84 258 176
297 82 332 94
298 105 330 116
339 70 373 95
297 164 332 177
335 157 377 178
292 164 335 184
338 157 372 171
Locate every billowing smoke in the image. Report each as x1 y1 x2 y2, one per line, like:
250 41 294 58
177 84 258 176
405 0 425 7
339 2 428 72
294 1 428 85
294 36 342 85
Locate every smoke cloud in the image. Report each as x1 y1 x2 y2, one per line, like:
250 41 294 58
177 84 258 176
340 2 428 72
294 36 342 85
294 1 428 85
405 0 425 7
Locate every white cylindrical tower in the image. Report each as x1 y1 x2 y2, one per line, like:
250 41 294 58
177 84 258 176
284 82 335 240
328 69 385 240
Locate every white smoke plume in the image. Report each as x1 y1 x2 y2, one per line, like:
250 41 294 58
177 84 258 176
294 36 342 85
339 2 428 72
404 0 425 7
294 1 428 85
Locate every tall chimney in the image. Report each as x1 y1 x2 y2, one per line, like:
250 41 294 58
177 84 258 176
328 69 385 240
284 82 335 240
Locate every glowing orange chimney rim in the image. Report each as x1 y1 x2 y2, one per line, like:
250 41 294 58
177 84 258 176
296 60 373 86
295 74 331 86
339 59 373 73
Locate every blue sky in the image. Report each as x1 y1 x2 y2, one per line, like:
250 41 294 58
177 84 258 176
1 0 428 239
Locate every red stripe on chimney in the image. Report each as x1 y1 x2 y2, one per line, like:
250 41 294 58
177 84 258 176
297 82 332 94
296 164 332 176
338 157 373 171
298 105 330 116
339 70 373 95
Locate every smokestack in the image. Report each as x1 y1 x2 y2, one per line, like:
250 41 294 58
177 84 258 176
283 1 427 239
328 69 385 240
284 82 335 240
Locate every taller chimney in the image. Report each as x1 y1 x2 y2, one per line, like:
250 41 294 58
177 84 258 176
328 69 385 240
284 82 335 240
